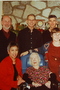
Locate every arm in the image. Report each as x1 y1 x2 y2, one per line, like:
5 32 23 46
0 60 25 88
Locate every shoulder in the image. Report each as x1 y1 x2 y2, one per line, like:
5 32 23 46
0 56 11 66
40 66 49 70
19 27 28 33
0 30 3 34
16 58 22 64
34 28 41 33
40 66 50 72
10 31 16 36
26 67 33 71
43 30 50 34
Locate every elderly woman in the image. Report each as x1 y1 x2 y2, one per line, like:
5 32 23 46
23 52 53 90
0 42 25 90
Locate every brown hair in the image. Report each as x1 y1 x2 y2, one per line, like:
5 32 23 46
48 15 57 19
27 14 36 20
51 28 60 36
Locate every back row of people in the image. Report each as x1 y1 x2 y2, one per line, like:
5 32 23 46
0 14 58 62
0 14 60 90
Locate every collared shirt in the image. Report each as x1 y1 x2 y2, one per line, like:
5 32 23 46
2 29 10 39
18 27 43 53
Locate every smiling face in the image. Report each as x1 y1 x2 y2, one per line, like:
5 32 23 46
52 32 60 42
48 18 58 29
26 15 36 28
30 53 40 67
8 46 18 61
1 16 12 32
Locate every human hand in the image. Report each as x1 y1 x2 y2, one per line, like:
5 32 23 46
45 81 51 88
20 51 28 56
32 82 42 87
34 48 38 52
17 76 25 85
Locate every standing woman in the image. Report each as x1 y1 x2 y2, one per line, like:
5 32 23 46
47 28 60 82
0 42 25 90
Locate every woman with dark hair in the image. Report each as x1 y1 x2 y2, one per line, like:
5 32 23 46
0 42 25 90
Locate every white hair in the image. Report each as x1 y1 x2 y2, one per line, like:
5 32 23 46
28 52 41 66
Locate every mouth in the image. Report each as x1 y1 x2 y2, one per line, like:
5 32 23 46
34 62 37 64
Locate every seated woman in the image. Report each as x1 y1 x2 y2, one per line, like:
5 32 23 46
23 52 52 90
0 42 25 90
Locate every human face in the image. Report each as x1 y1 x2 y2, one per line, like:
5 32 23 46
1 16 12 32
48 18 57 29
8 46 18 61
30 54 40 67
52 32 60 42
26 15 36 28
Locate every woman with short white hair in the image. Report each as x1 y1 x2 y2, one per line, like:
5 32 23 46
23 52 53 90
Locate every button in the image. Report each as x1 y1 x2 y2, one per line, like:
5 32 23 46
31 42 32 44
55 58 57 60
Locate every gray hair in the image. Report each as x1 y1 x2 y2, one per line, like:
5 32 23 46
28 52 41 66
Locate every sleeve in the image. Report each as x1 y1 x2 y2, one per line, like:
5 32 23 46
0 61 17 88
23 73 32 84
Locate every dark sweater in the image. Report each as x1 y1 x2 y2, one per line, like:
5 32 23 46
42 30 52 44
18 27 43 53
0 29 16 62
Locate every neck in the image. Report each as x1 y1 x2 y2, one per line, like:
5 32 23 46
10 56 16 64
28 26 34 32
3 28 9 33
33 66 39 69
49 27 56 32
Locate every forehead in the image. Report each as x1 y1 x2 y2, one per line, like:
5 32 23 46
28 15 35 20
53 32 60 35
10 46 18 49
30 54 38 58
49 18 57 21
2 16 11 21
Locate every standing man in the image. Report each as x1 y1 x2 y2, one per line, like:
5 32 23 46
18 14 43 73
0 15 16 62
18 14 43 56
42 15 58 44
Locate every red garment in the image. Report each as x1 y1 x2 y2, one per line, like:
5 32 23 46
0 56 22 90
48 42 60 81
